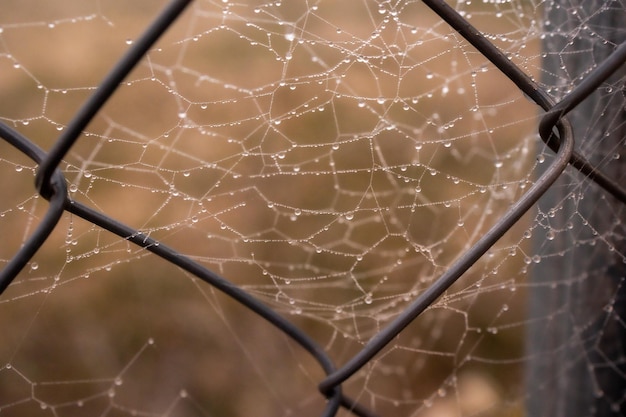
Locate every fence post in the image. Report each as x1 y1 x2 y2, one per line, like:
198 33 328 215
526 2 626 416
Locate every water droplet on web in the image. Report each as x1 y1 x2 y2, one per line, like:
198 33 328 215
364 294 373 304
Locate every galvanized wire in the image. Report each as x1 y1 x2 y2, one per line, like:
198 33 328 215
0 0 625 415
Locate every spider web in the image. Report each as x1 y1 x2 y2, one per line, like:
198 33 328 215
0 0 624 416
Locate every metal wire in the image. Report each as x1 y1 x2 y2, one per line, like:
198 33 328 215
0 0 624 415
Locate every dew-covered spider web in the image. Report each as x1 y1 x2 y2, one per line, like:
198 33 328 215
0 0 624 416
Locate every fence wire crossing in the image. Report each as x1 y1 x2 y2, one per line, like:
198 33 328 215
0 0 625 416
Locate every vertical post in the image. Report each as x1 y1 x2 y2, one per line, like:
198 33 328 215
527 2 626 416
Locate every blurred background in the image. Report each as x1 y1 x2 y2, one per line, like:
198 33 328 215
0 0 544 416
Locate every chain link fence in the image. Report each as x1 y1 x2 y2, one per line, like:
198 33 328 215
0 0 624 416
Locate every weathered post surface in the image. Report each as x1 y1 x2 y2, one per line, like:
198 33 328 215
527 2 626 416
